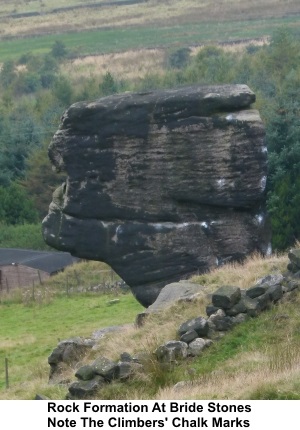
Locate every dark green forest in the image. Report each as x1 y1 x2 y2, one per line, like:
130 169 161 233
0 29 299 251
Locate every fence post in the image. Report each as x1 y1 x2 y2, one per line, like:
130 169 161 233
5 358 9 389
110 268 114 285
38 270 43 285
74 270 80 290
17 265 21 288
32 280 35 301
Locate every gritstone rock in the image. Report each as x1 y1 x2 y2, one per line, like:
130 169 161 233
146 281 205 312
212 285 241 309
68 376 105 399
288 249 300 270
178 316 209 337
92 356 119 381
155 340 188 362
42 84 271 307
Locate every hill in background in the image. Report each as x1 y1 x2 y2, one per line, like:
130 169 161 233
1 0 300 61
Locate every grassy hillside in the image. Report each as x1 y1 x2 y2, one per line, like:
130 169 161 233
0 0 300 61
2 252 300 400
1 0 300 38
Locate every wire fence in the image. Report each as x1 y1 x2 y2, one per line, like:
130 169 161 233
0 268 129 305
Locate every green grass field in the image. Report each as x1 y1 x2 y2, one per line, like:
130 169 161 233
0 14 299 62
0 291 143 393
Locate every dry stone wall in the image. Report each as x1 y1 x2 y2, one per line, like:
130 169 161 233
45 250 300 400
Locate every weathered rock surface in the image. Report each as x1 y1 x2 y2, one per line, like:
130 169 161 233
212 285 241 309
180 329 199 344
288 249 300 271
92 356 119 381
68 375 105 399
155 340 188 362
208 309 234 331
48 337 95 382
146 281 205 312
178 316 209 337
42 84 270 307
247 273 284 298
135 281 205 326
75 365 95 381
188 338 213 356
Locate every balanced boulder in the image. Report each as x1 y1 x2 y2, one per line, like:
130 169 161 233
42 84 270 307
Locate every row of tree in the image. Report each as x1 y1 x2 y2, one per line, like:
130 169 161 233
0 30 299 250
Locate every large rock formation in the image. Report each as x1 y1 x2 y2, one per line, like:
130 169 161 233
42 84 271 307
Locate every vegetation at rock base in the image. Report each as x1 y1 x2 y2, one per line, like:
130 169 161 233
2 252 300 400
